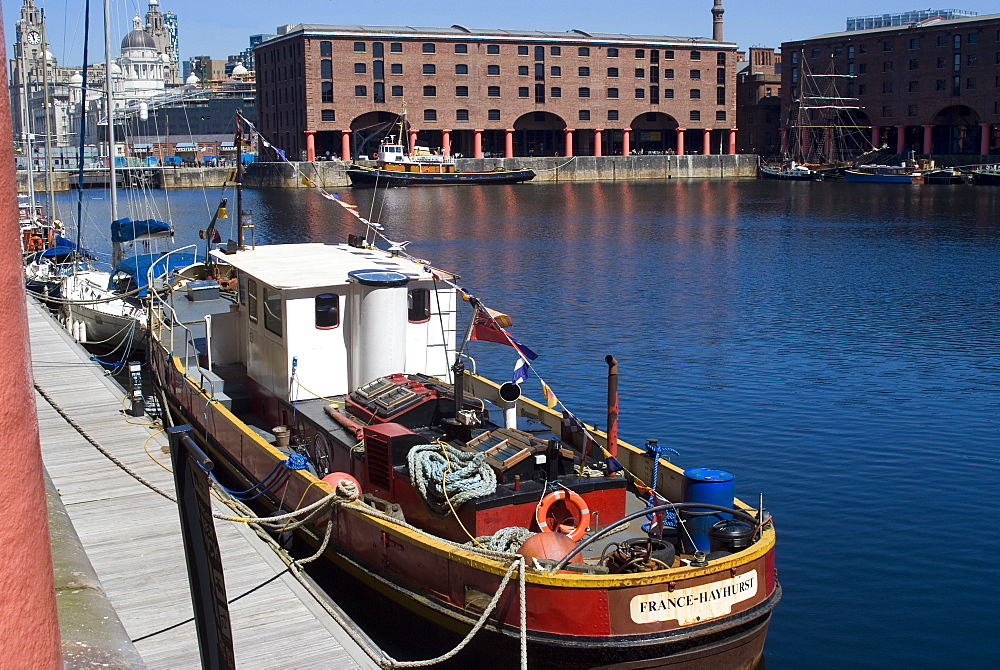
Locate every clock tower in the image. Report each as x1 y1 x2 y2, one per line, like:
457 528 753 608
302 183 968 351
10 0 48 144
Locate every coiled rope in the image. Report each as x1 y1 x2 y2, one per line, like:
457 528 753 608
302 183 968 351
407 443 497 516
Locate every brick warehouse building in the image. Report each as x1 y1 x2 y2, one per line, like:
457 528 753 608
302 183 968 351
780 12 1000 158
253 23 738 162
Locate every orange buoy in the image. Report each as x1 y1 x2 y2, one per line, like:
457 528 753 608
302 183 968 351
535 489 591 541
517 531 581 563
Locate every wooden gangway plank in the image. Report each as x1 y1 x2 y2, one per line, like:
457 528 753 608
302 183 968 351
28 298 372 669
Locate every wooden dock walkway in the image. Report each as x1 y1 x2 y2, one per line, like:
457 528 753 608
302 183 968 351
29 298 374 669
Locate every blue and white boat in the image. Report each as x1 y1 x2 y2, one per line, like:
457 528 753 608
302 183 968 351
844 165 920 183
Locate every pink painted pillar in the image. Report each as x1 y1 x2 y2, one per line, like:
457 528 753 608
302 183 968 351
676 127 685 155
871 125 881 149
564 128 574 158
593 129 603 157
304 130 316 162
702 128 711 155
780 127 789 155
473 129 483 158
504 129 514 158
622 127 632 156
0 41 61 665
981 123 991 156
441 129 451 157
922 125 933 155
408 128 418 154
823 126 833 158
895 125 906 155
728 128 737 155
340 130 351 162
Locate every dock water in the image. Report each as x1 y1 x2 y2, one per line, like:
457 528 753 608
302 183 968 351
28 298 372 669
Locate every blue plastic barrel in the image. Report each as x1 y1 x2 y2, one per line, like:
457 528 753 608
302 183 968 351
681 468 735 553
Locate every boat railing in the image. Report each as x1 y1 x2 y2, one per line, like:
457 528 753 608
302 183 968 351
146 244 198 288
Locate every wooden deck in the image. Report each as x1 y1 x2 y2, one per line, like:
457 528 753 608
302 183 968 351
29 298 374 669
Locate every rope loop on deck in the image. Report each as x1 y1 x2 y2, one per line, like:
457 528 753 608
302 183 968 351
407 443 497 515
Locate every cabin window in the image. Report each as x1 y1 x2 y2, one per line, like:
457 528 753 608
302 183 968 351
263 286 282 337
315 294 340 329
247 278 258 323
408 289 431 323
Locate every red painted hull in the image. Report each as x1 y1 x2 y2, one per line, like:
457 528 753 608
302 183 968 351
152 349 780 666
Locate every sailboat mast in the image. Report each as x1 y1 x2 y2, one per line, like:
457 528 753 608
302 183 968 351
18 41 36 208
40 10 56 220
74 0 91 261
236 112 244 249
103 0 120 266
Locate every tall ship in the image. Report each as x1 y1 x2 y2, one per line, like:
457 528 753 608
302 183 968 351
778 52 878 177
145 126 779 667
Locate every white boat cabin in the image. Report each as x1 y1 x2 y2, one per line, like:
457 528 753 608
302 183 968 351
377 139 454 166
207 243 457 403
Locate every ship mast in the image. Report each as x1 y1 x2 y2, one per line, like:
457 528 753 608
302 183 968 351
104 0 121 267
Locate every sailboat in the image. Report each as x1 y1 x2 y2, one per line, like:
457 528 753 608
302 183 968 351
145 117 780 668
57 0 194 353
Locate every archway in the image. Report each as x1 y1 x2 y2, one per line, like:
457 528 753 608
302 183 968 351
627 112 680 154
350 111 404 159
513 112 567 157
931 105 982 155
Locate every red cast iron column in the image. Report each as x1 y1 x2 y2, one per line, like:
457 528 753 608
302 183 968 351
504 129 514 158
304 130 315 162
0 28 61 665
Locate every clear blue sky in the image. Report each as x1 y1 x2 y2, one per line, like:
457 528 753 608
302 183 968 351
5 0 1000 66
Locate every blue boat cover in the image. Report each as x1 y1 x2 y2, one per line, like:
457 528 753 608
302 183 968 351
111 218 173 243
111 252 198 296
39 245 76 257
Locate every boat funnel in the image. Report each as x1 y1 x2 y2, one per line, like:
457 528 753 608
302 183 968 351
498 382 521 429
347 270 410 391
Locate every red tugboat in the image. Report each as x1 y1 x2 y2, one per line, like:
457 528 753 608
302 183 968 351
147 188 777 668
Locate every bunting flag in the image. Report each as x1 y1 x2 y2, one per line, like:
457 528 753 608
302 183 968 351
541 381 558 409
301 175 315 187
562 411 585 433
274 147 286 161
469 309 537 360
512 358 529 385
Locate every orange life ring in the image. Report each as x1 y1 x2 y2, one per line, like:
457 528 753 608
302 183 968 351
535 489 591 541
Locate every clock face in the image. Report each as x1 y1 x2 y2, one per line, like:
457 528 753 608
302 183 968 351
26 31 41 45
